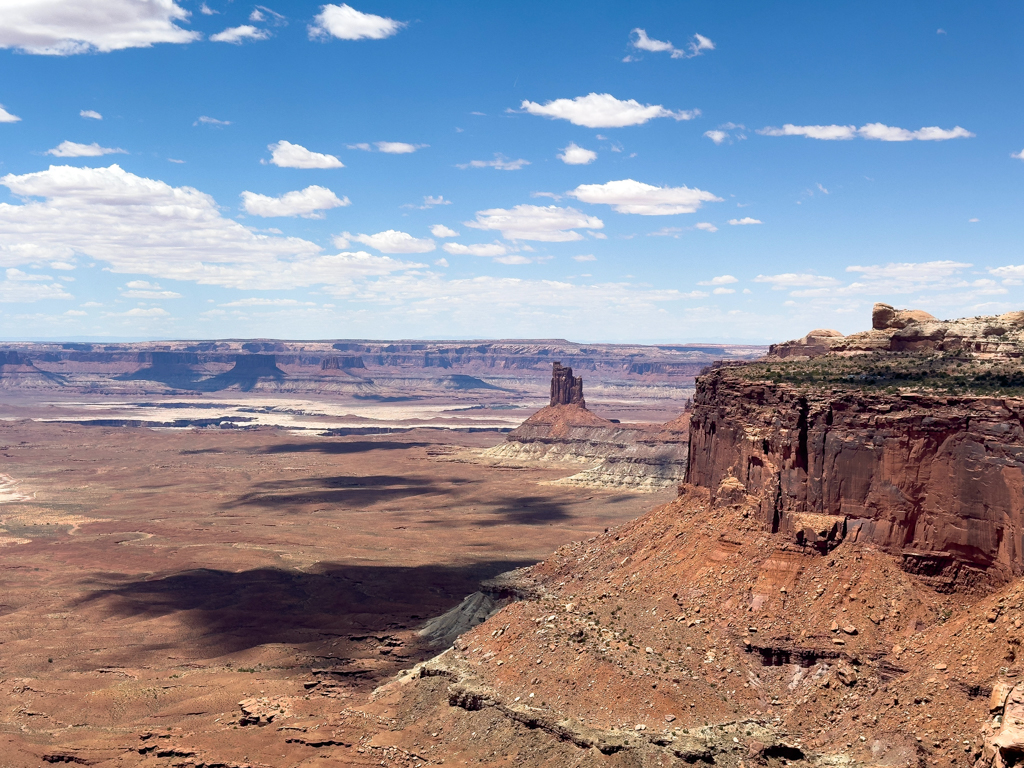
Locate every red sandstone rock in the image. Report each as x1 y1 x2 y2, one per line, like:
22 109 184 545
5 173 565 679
549 362 585 407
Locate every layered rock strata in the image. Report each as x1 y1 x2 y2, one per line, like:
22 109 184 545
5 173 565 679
482 363 689 490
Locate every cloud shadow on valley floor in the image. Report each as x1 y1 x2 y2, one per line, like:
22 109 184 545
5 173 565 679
224 473 464 510
75 560 532 659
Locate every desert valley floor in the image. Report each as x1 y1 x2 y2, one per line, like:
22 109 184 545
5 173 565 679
0 411 674 766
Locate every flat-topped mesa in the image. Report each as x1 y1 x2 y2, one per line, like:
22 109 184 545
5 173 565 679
549 362 585 407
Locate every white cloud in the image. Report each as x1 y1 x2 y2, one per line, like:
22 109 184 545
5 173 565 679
694 222 718 232
969 217 979 223
119 307 170 317
569 179 721 215
221 298 314 307
758 123 974 141
728 217 761 225
46 140 127 157
712 287 735 295
375 141 422 154
572 254 596 262
754 273 839 289
0 269 73 302
629 28 714 59
494 255 533 265
457 154 530 171
558 142 597 165
64 309 87 316
698 275 737 285
433 258 448 267
251 6 284 24
0 164 419 290
845 261 970 283
308 4 404 41
422 195 450 207
465 204 603 242
349 230 435 253
241 185 349 218
519 93 698 128
267 140 344 169
210 25 270 43
0 105 20 123
703 130 727 145
442 242 509 257
200 3 215 14
121 280 182 299
350 141 426 153
79 109 102 120
1012 149 1024 161
0 0 200 55
430 224 459 238
195 115 230 127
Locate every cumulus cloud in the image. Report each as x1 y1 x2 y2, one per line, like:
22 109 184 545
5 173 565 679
46 140 127 157
0 105 20 123
0 164 418 290
80 109 102 120
694 222 718 232
573 254 596 262
465 204 604 242
704 130 727 145
712 287 734 295
267 140 344 169
629 29 714 59
121 279 182 299
430 224 459 238
442 242 509 257
457 154 530 171
754 273 839 289
758 123 974 141
349 141 425 153
558 142 597 165
729 217 761 225
0 268 72 302
698 275 737 286
0 0 200 55
845 261 971 284
210 25 270 43
241 185 349 218
1012 149 1024 161
375 141 422 154
308 3 404 41
348 230 435 253
403 195 451 210
519 93 698 128
194 115 230 127
569 179 721 215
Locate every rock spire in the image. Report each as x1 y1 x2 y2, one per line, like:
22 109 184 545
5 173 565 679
549 362 585 407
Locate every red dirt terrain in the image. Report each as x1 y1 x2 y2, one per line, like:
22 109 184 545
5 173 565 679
0 421 670 767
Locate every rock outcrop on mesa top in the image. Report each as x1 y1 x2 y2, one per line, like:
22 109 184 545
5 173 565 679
550 361 586 406
770 302 1024 358
481 363 690 491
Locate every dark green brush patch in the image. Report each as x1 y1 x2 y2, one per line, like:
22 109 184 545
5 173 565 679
734 351 1024 396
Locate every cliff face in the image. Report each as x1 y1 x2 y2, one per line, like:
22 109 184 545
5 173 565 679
687 365 1024 588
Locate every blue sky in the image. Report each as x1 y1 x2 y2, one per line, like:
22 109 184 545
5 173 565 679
0 0 1021 343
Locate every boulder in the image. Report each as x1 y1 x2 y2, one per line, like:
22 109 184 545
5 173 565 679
871 302 937 330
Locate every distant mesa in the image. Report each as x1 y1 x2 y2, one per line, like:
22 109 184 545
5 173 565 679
321 355 366 371
0 350 64 389
550 361 585 407
436 374 503 391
